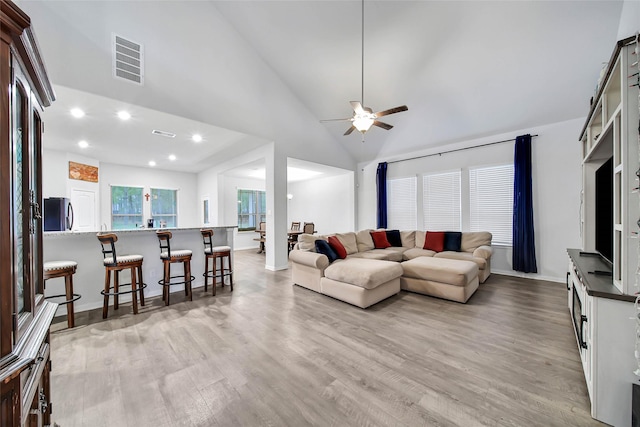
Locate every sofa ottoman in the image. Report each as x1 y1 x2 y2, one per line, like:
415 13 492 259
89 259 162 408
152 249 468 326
321 258 403 308
401 257 479 303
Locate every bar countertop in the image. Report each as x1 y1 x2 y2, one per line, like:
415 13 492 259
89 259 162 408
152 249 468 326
44 225 237 237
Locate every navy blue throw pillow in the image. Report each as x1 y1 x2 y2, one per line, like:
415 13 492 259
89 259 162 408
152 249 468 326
443 232 462 252
386 229 402 247
315 239 338 263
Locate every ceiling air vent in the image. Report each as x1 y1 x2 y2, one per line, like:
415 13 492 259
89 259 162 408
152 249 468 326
152 129 176 138
112 34 144 85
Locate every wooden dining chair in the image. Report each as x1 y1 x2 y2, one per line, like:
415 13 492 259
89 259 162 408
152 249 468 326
253 221 267 254
288 222 301 252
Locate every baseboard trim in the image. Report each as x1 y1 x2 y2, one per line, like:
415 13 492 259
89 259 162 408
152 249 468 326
492 269 564 284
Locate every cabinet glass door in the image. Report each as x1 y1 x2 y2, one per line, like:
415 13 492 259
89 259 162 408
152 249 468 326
13 85 26 315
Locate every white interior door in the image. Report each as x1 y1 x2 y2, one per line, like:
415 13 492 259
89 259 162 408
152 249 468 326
70 188 97 231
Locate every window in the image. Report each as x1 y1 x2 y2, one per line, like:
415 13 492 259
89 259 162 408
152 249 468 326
423 171 461 231
387 177 417 230
151 188 178 228
469 164 514 245
237 189 266 231
111 186 143 230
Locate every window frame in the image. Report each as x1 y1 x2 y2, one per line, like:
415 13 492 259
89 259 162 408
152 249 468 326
110 185 144 230
150 187 178 228
422 169 462 231
237 188 266 232
469 163 514 245
386 175 417 230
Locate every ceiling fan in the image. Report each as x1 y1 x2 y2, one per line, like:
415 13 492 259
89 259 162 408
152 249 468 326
321 0 408 137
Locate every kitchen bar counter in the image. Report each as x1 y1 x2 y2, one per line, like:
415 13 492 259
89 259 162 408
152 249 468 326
44 226 236 315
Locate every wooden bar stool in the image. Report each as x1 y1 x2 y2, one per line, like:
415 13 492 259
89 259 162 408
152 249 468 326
43 260 80 328
201 229 233 296
157 230 194 305
97 233 146 319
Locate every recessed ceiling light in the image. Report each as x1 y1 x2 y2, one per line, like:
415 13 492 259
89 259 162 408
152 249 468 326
117 110 131 121
70 108 85 118
148 160 156 167
192 134 203 143
78 140 89 149
168 154 176 161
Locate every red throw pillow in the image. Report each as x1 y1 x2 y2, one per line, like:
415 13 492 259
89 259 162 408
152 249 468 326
424 231 445 252
370 230 391 249
328 235 348 259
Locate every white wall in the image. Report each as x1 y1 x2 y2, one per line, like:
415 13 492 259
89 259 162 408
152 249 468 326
288 173 355 236
99 162 198 229
358 118 583 282
617 0 639 40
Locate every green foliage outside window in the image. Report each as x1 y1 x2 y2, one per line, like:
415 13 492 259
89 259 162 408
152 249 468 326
111 186 143 230
237 189 266 231
152 188 177 228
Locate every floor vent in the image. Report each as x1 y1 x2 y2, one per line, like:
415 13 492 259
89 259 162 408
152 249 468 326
112 34 144 85
152 129 176 138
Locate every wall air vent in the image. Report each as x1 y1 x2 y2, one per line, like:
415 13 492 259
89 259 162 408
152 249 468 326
112 34 144 85
152 129 176 138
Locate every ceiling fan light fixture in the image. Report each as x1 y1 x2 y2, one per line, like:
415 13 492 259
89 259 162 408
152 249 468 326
353 114 374 133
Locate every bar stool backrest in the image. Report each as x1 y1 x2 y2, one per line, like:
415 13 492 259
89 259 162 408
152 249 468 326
97 233 119 267
156 230 173 257
303 222 315 234
200 229 214 252
290 222 301 231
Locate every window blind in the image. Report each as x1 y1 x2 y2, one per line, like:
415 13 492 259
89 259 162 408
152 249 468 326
469 164 514 245
387 177 417 230
423 171 461 231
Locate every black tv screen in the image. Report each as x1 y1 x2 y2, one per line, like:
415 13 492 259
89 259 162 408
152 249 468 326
595 157 613 264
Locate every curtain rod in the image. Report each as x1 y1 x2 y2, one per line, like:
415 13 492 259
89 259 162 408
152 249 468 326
387 134 539 165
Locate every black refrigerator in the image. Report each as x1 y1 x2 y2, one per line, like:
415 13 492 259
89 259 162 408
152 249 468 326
44 197 74 231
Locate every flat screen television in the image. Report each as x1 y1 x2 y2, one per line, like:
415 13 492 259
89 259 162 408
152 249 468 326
595 156 613 264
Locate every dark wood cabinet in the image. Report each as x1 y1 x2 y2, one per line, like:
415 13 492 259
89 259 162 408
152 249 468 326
0 2 56 426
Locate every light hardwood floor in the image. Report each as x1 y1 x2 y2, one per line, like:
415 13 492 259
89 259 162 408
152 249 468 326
49 249 602 426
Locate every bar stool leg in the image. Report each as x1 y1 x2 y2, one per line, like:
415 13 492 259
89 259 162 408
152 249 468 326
114 271 120 310
204 256 210 292
64 273 75 328
185 260 193 301
163 261 171 306
228 253 233 292
138 265 145 306
130 266 139 315
103 269 111 319
212 254 217 296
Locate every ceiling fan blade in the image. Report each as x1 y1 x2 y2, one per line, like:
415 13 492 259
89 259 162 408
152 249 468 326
373 120 393 130
320 117 353 123
374 105 408 118
350 101 365 114
344 125 356 136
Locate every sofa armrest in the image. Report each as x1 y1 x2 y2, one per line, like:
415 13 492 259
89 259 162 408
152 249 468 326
289 250 330 269
473 245 493 259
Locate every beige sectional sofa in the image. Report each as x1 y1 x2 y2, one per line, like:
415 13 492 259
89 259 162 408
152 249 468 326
289 230 492 308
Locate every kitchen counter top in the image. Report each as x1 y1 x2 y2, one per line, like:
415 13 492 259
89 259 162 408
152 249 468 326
44 225 237 237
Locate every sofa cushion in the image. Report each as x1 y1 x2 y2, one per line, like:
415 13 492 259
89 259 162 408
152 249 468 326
400 230 416 248
424 231 445 252
324 258 403 290
349 249 402 262
328 236 347 259
403 248 437 260
402 257 478 287
385 229 402 247
461 232 492 252
443 231 462 252
298 234 327 251
336 232 358 255
315 240 338 263
370 230 391 249
356 229 375 252
414 231 426 248
434 251 487 270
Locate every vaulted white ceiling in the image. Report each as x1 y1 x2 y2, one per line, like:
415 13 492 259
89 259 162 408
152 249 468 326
18 0 624 170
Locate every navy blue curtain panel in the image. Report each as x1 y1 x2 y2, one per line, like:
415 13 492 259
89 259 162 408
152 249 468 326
512 134 538 273
376 162 388 229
